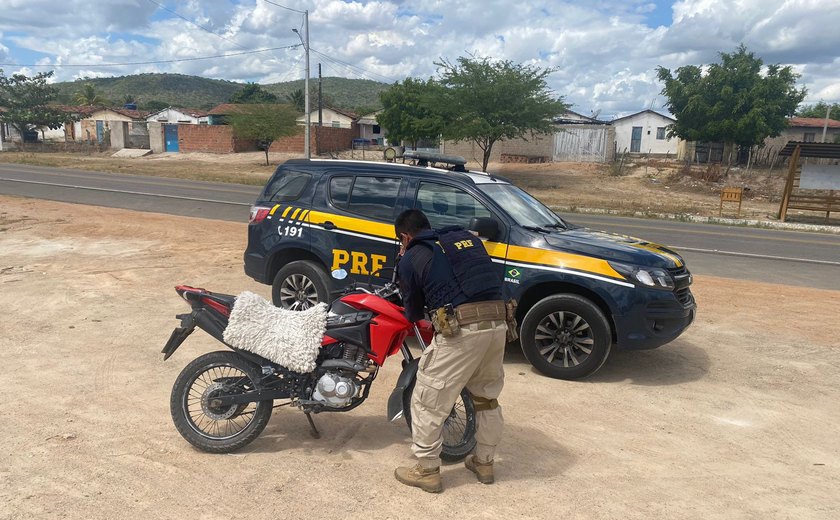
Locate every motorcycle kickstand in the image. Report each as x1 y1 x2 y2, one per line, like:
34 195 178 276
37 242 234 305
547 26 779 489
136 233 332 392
305 412 321 439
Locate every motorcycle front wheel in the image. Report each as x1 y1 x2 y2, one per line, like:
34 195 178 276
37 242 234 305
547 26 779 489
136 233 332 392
403 383 477 462
170 351 273 453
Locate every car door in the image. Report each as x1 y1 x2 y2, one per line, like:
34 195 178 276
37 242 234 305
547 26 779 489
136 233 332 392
309 173 406 289
409 179 509 294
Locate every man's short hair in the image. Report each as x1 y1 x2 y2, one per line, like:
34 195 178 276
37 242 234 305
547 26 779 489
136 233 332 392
395 209 431 236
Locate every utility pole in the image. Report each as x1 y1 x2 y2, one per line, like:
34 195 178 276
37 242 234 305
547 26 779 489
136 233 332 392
317 63 323 156
821 104 831 143
292 10 310 159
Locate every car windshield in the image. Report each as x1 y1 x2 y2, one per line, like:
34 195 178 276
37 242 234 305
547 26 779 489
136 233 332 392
478 183 567 229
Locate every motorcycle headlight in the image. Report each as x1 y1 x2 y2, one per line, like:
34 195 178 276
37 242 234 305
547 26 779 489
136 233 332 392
610 262 674 291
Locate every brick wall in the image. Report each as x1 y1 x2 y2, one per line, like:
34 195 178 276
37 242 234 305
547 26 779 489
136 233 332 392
178 124 258 153
176 124 356 154
442 133 555 167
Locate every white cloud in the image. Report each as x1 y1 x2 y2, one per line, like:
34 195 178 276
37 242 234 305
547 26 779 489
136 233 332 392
1 0 839 115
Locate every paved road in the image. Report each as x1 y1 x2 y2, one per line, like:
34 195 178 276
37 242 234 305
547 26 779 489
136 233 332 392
2 163 839 290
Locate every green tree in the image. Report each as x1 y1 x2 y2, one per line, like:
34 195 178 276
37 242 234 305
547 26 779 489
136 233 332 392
286 88 305 112
0 69 73 141
225 104 299 165
75 82 106 105
797 101 840 121
657 45 806 160
377 77 446 149
229 83 278 104
433 56 568 172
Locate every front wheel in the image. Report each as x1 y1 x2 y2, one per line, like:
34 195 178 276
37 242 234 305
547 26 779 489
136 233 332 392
403 383 477 462
520 294 612 380
272 260 330 310
170 351 273 453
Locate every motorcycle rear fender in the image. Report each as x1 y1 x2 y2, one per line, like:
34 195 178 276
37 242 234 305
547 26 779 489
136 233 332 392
387 358 419 422
161 313 195 360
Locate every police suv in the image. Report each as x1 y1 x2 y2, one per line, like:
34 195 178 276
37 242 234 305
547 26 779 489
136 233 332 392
244 151 696 380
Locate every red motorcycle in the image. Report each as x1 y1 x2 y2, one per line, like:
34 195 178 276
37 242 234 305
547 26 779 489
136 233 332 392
162 276 476 460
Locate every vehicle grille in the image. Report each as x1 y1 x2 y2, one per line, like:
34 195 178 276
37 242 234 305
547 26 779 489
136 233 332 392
675 287 693 306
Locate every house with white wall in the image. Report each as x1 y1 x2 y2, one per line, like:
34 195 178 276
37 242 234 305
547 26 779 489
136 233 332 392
146 107 208 125
612 109 679 157
357 110 385 145
297 106 358 129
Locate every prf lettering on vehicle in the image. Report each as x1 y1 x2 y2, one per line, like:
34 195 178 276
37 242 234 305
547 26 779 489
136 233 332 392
331 248 387 275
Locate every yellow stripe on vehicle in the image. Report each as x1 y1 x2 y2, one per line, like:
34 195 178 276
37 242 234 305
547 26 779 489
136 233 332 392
299 209 310 221
505 244 624 280
268 204 282 216
290 208 302 220
281 206 293 218
307 210 398 241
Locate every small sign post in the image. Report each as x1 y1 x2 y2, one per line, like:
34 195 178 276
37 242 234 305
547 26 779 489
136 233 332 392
719 187 743 217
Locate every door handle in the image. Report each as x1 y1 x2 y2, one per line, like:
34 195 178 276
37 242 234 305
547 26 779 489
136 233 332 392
323 221 337 230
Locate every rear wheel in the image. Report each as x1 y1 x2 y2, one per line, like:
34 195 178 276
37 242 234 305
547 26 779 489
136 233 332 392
170 351 273 453
403 383 477 462
520 294 612 380
272 260 330 310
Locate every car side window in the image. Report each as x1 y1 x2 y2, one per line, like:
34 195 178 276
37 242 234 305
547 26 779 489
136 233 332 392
330 175 402 221
262 170 312 202
414 182 493 229
329 176 353 208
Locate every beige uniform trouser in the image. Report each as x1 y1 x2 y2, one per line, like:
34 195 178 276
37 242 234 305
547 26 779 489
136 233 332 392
410 320 507 469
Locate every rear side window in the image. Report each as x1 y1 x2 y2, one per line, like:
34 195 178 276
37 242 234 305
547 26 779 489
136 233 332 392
330 175 402 221
261 170 312 202
414 182 492 229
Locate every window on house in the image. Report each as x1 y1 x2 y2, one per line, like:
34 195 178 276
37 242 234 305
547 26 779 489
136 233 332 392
804 132 816 143
656 127 667 140
372 125 381 134
332 120 341 128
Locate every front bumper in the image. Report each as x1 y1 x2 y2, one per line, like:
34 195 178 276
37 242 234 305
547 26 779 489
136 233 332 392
614 289 696 350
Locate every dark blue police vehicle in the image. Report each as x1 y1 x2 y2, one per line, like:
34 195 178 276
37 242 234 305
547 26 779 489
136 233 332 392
244 152 696 379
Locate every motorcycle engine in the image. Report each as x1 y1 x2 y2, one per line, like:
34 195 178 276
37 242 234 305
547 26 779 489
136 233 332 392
312 371 359 408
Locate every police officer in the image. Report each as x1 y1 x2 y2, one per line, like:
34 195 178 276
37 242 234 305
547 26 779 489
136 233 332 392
393 209 508 493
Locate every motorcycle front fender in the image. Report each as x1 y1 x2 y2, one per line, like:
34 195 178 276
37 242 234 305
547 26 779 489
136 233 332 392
387 358 419 422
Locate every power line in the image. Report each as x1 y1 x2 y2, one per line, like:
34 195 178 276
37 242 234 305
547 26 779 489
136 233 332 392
144 0 250 51
310 48 397 83
0 45 301 68
260 0 306 15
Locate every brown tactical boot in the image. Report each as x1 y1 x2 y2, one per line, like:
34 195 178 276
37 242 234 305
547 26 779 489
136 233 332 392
394 464 443 493
465 455 495 484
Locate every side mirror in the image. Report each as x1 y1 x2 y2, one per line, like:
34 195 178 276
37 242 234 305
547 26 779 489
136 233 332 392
469 217 499 241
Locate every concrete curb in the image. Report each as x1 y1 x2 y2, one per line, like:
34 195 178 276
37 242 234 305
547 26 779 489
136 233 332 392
552 205 840 235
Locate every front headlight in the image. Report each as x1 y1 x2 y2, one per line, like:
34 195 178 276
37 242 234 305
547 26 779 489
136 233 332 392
609 262 674 290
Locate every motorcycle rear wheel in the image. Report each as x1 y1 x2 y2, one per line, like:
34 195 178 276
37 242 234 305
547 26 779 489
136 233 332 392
403 384 477 462
170 351 273 453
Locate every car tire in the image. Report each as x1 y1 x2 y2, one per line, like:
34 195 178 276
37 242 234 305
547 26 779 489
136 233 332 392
520 294 611 380
272 260 330 310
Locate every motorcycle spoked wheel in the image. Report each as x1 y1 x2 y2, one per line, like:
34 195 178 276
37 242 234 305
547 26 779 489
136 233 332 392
170 351 273 453
403 383 477 462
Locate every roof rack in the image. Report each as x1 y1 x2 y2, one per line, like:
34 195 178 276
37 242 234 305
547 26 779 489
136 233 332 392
404 150 468 171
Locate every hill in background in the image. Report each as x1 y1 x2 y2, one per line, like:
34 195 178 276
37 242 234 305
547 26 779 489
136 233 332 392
52 73 390 114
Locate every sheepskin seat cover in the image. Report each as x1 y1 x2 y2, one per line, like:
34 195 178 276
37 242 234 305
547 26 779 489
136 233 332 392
222 291 327 373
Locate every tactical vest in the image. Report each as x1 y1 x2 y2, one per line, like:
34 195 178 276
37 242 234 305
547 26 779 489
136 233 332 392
419 226 502 309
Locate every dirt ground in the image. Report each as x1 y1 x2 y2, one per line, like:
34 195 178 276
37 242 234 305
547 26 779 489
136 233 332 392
4 149 833 226
1 195 839 519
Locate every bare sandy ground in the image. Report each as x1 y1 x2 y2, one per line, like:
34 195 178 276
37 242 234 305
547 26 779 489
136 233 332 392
1 196 838 520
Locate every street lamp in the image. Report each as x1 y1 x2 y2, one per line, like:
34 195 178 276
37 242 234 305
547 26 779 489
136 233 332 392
292 14 310 159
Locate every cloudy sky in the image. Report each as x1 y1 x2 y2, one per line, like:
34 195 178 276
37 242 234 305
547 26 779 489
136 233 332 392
1 0 838 118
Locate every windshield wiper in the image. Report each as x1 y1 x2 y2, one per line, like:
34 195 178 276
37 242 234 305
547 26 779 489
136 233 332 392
544 222 567 230
522 225 551 233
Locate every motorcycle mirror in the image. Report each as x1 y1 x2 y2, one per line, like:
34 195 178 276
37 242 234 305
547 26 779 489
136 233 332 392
331 269 348 280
